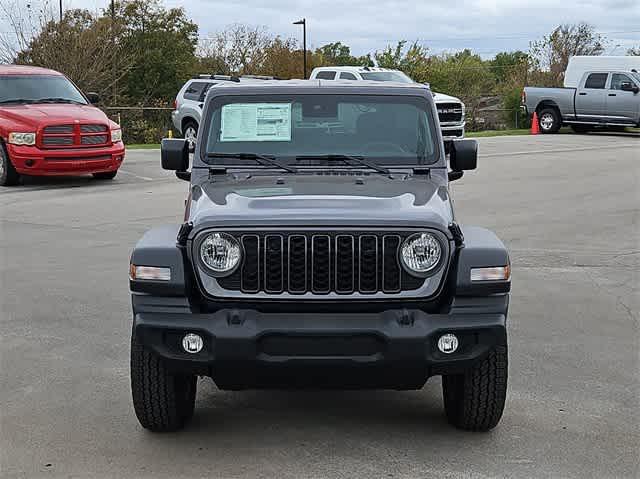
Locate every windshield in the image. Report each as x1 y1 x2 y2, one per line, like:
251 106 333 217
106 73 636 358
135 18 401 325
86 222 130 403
203 94 440 166
360 71 413 83
0 75 87 104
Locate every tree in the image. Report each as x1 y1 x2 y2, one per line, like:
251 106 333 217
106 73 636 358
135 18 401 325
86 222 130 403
374 41 430 81
13 9 133 105
530 23 606 86
115 0 198 103
314 42 371 66
490 51 529 83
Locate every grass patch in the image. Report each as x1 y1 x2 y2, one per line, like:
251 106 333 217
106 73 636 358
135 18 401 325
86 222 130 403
466 129 530 138
126 143 161 150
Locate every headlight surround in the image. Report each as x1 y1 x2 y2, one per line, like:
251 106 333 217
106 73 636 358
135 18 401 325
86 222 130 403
199 232 241 275
8 132 36 146
111 128 122 143
400 232 442 276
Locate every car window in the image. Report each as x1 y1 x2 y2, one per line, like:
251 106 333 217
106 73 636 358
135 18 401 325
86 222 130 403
610 73 633 90
339 72 358 80
184 82 206 100
584 73 608 89
198 82 215 101
0 75 87 104
315 71 336 80
203 94 439 165
360 71 413 83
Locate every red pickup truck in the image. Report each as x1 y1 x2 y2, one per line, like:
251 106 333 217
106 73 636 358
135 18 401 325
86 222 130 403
0 65 125 186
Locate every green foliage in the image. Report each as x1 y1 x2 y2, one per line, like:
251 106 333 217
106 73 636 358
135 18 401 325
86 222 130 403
490 51 529 83
114 0 198 103
315 42 372 66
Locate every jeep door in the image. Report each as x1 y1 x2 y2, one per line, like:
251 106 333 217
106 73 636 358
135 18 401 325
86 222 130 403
575 72 609 121
605 72 640 124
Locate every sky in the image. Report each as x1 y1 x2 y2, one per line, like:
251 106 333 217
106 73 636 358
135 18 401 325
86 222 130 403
4 0 640 58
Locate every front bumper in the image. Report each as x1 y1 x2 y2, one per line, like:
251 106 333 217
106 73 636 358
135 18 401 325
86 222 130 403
8 142 125 176
133 301 507 390
441 123 465 141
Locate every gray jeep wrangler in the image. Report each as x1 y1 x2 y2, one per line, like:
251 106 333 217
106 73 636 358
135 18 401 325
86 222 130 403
129 81 511 432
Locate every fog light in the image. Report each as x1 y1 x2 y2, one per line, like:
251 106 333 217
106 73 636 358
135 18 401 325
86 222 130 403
182 333 203 354
437 334 459 354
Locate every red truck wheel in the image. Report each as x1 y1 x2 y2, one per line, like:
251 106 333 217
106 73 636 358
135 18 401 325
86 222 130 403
0 142 20 186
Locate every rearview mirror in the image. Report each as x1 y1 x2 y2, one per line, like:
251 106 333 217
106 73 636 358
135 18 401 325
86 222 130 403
86 92 100 104
620 82 639 94
450 139 478 172
161 138 190 176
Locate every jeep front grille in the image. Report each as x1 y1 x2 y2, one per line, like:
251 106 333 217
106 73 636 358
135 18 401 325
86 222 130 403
216 231 425 295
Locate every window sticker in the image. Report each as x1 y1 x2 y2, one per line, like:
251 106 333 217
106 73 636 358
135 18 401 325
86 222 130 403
220 103 292 142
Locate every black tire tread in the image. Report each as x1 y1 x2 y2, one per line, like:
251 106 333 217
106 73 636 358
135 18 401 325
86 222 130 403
442 345 508 432
0 141 20 186
538 107 561 134
130 332 196 432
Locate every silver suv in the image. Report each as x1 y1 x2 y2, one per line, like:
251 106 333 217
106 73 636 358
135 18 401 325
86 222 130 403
172 75 277 149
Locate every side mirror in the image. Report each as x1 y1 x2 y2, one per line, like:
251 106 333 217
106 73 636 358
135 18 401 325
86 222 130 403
450 139 477 170
161 138 190 180
86 92 100 104
620 82 639 94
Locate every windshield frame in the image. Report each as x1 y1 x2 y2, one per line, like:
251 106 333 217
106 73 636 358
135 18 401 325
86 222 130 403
198 92 443 169
0 74 88 105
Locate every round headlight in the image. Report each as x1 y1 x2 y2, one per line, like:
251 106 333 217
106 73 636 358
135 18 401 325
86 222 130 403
401 233 442 275
200 232 241 274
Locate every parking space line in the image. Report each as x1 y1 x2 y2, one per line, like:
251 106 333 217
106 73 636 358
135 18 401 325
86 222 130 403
482 143 639 157
118 169 155 181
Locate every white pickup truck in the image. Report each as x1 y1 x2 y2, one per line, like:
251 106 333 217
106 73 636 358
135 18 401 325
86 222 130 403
310 66 465 143
522 70 640 133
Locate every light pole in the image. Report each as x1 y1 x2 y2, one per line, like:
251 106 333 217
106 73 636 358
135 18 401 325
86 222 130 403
293 18 306 79
59 0 62 21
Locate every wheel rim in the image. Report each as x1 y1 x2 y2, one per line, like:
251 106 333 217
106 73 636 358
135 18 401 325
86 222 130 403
185 126 197 149
540 113 555 131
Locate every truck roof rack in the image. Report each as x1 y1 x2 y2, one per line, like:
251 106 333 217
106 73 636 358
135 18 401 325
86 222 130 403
193 74 240 82
240 75 283 80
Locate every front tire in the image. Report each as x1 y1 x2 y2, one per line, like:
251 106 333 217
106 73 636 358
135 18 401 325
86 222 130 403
183 121 198 152
442 345 508 431
538 108 561 134
92 171 118 180
0 142 20 186
130 331 197 432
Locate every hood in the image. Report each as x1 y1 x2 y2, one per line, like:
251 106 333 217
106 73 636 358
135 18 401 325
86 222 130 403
432 92 462 104
0 103 115 129
188 170 453 232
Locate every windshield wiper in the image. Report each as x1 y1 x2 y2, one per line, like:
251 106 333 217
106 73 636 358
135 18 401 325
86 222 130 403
34 97 85 105
0 98 36 104
295 154 390 175
206 152 298 173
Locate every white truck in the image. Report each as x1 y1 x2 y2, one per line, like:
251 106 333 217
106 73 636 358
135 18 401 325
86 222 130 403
310 66 465 144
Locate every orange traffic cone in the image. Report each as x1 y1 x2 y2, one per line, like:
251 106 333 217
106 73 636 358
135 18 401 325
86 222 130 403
531 112 540 135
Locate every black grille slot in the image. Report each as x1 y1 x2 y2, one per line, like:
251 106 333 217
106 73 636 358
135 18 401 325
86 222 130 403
335 235 354 293
312 235 331 293
44 125 73 134
216 231 430 295
80 124 108 133
81 135 108 145
264 235 284 293
42 136 73 146
437 103 463 123
240 235 259 293
288 235 307 293
359 235 378 293
382 235 401 292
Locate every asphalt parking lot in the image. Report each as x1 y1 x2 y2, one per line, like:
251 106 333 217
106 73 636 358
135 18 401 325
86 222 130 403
1 133 638 478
